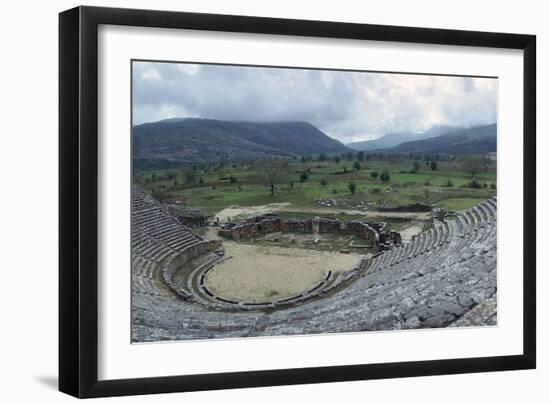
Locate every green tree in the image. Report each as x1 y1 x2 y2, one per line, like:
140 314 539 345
413 161 421 173
348 181 357 195
370 171 379 179
301 155 307 164
334 155 341 164
320 178 328 187
318 153 327 162
430 160 438 171
356 151 365 161
380 169 391 182
300 171 309 182
353 161 361 171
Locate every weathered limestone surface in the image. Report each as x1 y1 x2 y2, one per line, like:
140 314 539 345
131 186 497 342
131 186 213 298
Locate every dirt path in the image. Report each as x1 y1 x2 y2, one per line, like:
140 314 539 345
215 203 291 222
214 204 432 222
206 242 361 302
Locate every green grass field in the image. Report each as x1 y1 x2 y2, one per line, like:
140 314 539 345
135 156 496 216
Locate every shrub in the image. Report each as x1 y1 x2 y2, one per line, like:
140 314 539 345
320 178 328 187
380 170 391 182
490 182 497 190
300 171 309 182
465 179 482 189
370 171 379 179
348 181 357 195
371 187 381 194
229 175 237 183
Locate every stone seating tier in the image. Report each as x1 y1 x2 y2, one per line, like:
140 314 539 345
131 186 497 341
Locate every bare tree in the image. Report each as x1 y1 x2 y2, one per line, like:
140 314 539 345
462 157 483 178
256 159 289 196
482 155 493 172
183 170 197 185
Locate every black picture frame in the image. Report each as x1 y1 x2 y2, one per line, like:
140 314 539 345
59 5 536 398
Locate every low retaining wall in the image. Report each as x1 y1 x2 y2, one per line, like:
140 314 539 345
184 256 372 312
219 217 312 240
162 240 222 299
379 202 432 212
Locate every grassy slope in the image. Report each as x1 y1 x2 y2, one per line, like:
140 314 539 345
136 157 496 215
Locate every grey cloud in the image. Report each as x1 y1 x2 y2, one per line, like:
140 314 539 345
132 61 497 143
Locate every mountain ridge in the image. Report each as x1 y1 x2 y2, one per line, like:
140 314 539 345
374 124 497 155
347 125 461 151
132 118 350 167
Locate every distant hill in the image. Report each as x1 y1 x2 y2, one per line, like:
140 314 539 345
347 125 460 151
133 118 350 167
378 124 497 155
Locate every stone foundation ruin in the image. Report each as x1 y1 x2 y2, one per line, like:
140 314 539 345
217 213 401 252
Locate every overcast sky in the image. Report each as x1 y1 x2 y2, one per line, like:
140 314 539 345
132 61 497 143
